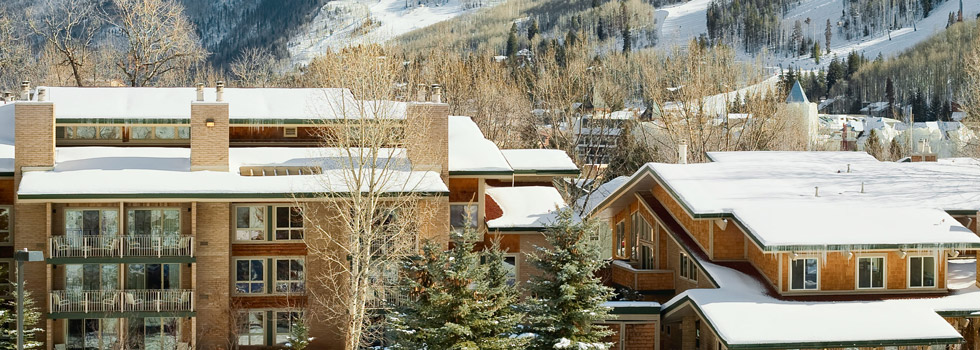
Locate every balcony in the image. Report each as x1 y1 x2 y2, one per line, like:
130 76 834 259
49 289 195 318
611 261 674 291
48 234 194 263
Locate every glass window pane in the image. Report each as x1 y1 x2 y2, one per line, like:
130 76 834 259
155 127 175 139
791 259 804 290
132 127 152 140
910 257 923 287
922 257 935 287
99 127 121 139
76 126 96 139
872 258 883 288
805 259 818 289
101 210 118 235
277 207 290 228
176 127 190 139
858 258 870 288
277 260 289 280
502 256 517 286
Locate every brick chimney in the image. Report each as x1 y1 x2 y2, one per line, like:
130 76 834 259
405 86 449 182
13 83 56 197
190 83 230 171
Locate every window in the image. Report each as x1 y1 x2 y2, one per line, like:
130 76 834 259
65 264 119 291
450 204 478 231
130 317 180 350
695 319 701 349
0 261 10 296
129 126 190 141
275 311 303 344
238 311 266 346
62 126 122 140
615 220 626 258
630 212 651 260
67 319 119 350
275 207 304 240
909 256 936 288
790 258 818 290
0 206 9 243
235 206 266 241
240 166 323 176
235 259 265 294
65 209 118 236
857 257 885 289
127 264 180 290
680 253 697 282
127 209 180 236
275 258 305 293
502 255 518 286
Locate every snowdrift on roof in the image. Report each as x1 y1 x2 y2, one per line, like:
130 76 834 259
486 186 570 230
447 116 512 173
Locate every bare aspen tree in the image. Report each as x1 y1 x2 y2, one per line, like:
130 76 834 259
108 0 207 87
230 47 282 88
301 45 440 350
0 8 41 90
28 0 102 87
960 21 980 156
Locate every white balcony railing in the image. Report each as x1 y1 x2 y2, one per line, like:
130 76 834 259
49 289 194 314
49 234 194 259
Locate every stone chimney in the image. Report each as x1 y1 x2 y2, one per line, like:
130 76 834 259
406 87 449 182
190 84 230 171
216 81 225 102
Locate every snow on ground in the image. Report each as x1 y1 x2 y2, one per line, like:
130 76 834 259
664 258 977 346
288 0 500 65
655 0 713 50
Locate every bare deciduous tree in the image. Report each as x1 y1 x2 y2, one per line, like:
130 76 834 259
230 47 282 88
301 45 440 350
28 0 102 87
0 8 42 91
108 0 208 87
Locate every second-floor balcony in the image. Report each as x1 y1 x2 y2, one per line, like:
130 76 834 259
49 289 194 317
611 260 674 292
49 234 194 261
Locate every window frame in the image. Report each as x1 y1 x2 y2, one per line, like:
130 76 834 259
272 206 305 241
789 257 820 291
855 255 887 290
0 206 11 245
615 219 626 259
233 258 267 295
64 208 120 236
502 253 519 287
907 255 937 289
233 205 268 242
237 310 267 346
273 257 306 294
125 207 181 236
449 203 479 231
679 252 697 282
274 310 304 345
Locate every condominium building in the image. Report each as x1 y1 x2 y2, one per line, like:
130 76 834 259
590 150 980 349
0 84 646 350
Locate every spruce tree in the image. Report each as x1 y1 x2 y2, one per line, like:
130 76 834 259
825 19 832 53
506 23 519 57
889 138 903 161
523 209 614 350
0 284 44 350
865 129 884 160
390 227 527 350
528 19 540 41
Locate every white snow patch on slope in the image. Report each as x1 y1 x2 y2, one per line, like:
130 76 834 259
656 0 712 50
289 0 501 65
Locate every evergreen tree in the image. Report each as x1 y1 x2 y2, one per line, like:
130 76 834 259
812 41 822 64
865 129 884 160
390 227 527 350
0 284 44 350
528 19 540 41
888 137 903 160
826 56 844 94
825 19 833 53
597 17 607 41
284 317 312 350
507 23 519 57
885 77 896 117
523 209 614 350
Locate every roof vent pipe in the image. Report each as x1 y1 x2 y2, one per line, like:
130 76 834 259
215 81 225 102
814 186 819 197
416 84 427 102
196 83 204 102
846 164 850 173
431 84 442 103
20 81 30 101
678 139 688 164
37 88 46 102
922 139 931 154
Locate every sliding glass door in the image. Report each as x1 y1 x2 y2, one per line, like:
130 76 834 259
66 318 119 350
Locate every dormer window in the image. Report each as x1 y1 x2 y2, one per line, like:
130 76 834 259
909 256 936 288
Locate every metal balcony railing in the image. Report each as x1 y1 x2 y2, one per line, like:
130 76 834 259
49 234 194 259
49 289 195 314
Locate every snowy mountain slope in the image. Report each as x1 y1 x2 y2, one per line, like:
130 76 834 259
655 0 712 49
288 0 500 65
777 0 980 69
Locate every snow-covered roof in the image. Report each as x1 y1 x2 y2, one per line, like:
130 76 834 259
500 149 578 175
486 186 568 230
0 103 14 174
38 87 406 121
596 151 980 250
17 146 447 199
577 176 629 216
448 116 513 175
663 258 978 348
